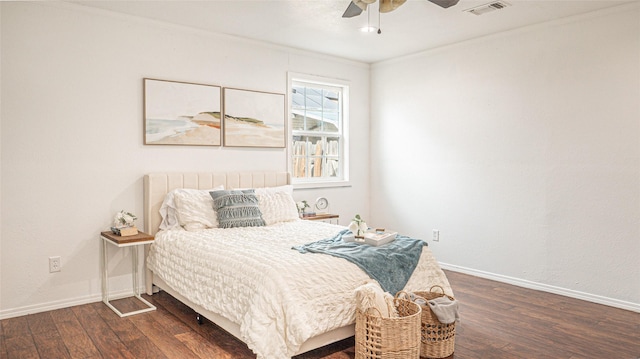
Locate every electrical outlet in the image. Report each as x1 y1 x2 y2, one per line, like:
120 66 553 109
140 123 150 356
49 256 61 272
432 230 440 242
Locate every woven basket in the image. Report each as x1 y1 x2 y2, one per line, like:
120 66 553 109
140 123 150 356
355 295 422 359
413 285 456 358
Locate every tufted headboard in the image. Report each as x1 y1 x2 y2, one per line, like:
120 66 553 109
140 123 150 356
143 172 290 235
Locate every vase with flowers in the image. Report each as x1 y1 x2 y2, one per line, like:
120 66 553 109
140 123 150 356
296 200 310 217
348 214 368 238
111 210 138 236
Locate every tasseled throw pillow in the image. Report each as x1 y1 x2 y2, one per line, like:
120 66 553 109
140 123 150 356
210 189 265 228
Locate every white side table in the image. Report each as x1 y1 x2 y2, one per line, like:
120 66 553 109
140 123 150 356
101 231 156 317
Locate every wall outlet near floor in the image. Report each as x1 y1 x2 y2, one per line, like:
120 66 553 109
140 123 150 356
432 230 440 242
49 256 61 272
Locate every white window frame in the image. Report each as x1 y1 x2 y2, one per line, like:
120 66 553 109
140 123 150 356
287 72 350 189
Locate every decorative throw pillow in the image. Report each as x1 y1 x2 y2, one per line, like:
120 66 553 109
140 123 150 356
173 185 224 231
159 186 223 231
210 189 266 228
253 186 299 225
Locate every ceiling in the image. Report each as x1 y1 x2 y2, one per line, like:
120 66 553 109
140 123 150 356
70 0 632 63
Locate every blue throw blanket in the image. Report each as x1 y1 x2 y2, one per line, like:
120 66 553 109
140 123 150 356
293 229 426 294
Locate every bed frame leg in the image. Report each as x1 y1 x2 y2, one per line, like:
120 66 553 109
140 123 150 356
196 313 204 325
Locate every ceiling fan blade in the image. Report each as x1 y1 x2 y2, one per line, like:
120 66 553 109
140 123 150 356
427 0 460 8
380 0 407 13
342 1 365 18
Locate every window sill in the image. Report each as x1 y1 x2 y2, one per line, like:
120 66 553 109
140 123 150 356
293 180 352 190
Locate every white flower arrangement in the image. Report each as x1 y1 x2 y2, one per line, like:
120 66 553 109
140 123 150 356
114 210 137 228
348 214 368 237
296 200 310 214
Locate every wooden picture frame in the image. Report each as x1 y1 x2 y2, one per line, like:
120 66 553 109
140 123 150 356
223 88 286 148
144 78 221 146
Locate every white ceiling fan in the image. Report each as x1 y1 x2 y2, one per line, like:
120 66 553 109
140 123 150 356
342 0 460 18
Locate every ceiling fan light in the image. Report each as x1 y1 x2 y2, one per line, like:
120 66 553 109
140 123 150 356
360 26 377 32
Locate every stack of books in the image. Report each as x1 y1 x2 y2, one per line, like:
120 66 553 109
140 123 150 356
343 229 397 246
110 226 139 236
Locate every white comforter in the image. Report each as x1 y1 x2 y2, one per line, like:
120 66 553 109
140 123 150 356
146 220 452 359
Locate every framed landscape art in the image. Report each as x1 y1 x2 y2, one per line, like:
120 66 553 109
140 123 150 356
144 78 221 146
223 88 286 148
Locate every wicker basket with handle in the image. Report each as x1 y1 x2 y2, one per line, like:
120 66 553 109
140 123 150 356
355 293 422 359
412 285 456 358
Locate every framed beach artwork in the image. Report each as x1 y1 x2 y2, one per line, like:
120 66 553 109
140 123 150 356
223 88 286 148
144 78 221 146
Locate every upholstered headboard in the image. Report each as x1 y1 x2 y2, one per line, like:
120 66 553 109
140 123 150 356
144 172 290 235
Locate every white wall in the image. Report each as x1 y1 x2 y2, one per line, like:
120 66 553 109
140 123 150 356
370 4 640 310
3 1 637 319
0 2 370 318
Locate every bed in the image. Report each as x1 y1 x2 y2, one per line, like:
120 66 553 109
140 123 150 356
143 171 453 359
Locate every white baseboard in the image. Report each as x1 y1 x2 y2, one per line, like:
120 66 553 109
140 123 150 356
3 268 638 319
0 288 143 320
440 263 640 313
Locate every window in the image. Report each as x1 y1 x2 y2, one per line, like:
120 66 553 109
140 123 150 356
289 74 349 186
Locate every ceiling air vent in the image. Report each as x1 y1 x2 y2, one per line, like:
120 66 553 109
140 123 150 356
464 1 511 15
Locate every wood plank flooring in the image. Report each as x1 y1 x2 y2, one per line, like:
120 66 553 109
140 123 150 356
1 270 638 358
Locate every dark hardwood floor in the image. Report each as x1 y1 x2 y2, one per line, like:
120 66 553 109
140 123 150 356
2 270 639 358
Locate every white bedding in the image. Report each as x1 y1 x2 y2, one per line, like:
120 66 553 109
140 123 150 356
146 220 452 359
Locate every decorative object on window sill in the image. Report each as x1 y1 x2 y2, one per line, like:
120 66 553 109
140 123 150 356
111 210 138 236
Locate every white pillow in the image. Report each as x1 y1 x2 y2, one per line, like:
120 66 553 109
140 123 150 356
254 184 293 196
159 186 224 231
159 192 179 231
253 186 299 225
232 185 293 196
